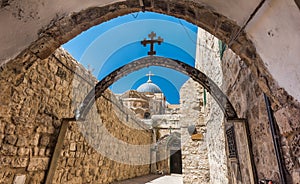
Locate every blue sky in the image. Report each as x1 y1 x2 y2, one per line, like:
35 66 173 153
63 12 198 104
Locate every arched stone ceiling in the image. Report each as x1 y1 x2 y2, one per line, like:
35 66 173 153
1 0 299 102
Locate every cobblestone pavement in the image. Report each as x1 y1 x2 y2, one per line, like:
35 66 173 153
112 174 183 184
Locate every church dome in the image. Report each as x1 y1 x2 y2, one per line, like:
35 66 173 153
137 71 163 93
137 81 162 93
136 78 162 93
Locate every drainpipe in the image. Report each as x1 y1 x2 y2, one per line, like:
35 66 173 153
263 93 287 184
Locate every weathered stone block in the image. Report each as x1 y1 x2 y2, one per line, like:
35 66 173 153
13 175 26 184
12 158 28 168
36 126 48 133
275 105 300 134
30 134 40 146
0 169 14 183
0 121 5 133
1 144 17 155
70 142 76 151
0 156 12 166
4 135 17 145
29 171 45 184
11 116 26 125
0 105 10 117
0 133 4 144
44 148 51 157
5 124 15 135
16 136 29 147
39 147 46 156
27 157 49 171
39 135 50 146
32 147 39 156
17 147 30 156
15 122 35 139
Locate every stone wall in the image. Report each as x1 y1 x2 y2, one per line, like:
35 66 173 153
0 48 151 183
180 79 210 184
196 28 230 184
222 48 300 183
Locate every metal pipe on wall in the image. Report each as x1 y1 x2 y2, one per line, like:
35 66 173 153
263 93 287 184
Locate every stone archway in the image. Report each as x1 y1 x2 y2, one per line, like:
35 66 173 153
76 56 237 120
1 1 299 183
4 0 286 107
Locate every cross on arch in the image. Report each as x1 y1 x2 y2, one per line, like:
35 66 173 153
141 31 164 55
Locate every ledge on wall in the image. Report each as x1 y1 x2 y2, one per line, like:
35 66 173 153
191 133 204 141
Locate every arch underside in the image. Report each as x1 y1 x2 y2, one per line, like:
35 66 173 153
7 0 283 109
76 56 238 120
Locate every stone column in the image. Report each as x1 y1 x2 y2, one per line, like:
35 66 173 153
196 27 229 184
180 79 210 184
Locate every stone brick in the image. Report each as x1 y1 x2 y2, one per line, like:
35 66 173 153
69 143 76 151
45 148 51 157
5 124 15 135
0 156 12 166
67 158 75 167
39 147 46 156
0 134 4 144
4 135 17 145
291 134 300 158
1 144 17 155
292 170 300 184
27 157 50 171
39 135 50 146
0 105 10 117
12 157 28 168
17 147 30 156
30 134 40 146
0 121 5 133
275 104 300 134
32 147 39 156
30 171 45 184
15 123 35 139
0 169 14 183
16 136 29 147
13 175 26 184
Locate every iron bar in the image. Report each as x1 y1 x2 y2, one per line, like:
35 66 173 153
229 0 266 46
263 93 287 184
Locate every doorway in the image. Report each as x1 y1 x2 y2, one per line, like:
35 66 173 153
170 149 182 174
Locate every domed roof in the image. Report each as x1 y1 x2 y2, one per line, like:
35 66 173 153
136 80 162 93
136 71 163 93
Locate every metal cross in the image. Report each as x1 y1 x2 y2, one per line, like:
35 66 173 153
146 71 154 82
141 31 164 55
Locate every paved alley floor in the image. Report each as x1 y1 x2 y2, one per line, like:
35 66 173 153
146 174 183 184
112 174 183 184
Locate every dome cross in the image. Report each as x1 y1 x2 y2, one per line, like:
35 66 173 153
146 71 154 82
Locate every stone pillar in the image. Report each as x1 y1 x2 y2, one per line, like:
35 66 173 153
150 128 157 173
180 79 210 183
196 27 229 184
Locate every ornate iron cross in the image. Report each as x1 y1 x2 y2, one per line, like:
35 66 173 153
141 31 164 55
